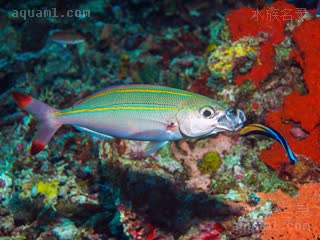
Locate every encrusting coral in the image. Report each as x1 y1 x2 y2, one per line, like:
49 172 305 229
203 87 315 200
261 18 320 169
198 151 222 175
225 0 320 169
32 180 59 206
258 183 320 240
225 1 300 87
206 37 260 81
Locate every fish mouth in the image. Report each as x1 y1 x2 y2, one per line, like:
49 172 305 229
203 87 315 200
217 108 246 131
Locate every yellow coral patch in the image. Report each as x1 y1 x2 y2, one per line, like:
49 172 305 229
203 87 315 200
35 180 59 205
206 37 259 80
204 43 217 58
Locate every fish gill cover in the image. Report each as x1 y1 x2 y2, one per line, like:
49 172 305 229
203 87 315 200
1 0 320 239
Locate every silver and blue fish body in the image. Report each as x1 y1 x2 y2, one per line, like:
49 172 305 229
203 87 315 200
12 85 246 156
54 85 246 155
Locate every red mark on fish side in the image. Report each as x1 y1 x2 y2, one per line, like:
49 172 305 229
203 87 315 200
12 92 32 109
30 140 45 155
167 122 176 132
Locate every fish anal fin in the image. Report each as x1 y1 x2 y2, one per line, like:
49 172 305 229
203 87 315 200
73 125 114 140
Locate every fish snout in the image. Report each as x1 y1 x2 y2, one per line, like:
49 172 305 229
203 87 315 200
218 108 246 131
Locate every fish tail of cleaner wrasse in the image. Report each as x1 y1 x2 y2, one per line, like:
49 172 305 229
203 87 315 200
11 92 62 155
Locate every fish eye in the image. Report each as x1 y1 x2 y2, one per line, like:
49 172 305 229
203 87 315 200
200 107 215 119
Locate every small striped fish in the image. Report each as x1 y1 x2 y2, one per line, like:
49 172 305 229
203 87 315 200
240 123 297 164
12 85 246 156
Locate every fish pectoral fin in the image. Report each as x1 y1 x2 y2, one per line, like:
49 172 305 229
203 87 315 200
73 125 114 140
143 141 168 156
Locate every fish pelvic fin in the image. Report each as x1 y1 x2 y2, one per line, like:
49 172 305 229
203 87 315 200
143 141 168 156
12 91 61 155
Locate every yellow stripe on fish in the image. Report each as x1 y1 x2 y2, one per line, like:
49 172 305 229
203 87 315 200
81 88 193 103
239 123 269 135
55 105 178 116
240 123 297 164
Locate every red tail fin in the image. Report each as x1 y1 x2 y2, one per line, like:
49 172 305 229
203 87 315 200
12 92 32 109
12 92 61 155
30 140 46 155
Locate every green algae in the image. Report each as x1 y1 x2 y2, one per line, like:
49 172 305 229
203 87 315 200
236 79 255 99
274 44 292 63
198 151 222 175
157 145 184 173
211 176 237 194
241 142 298 196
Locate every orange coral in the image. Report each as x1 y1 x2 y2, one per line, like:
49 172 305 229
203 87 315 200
261 95 320 169
234 42 274 87
261 18 320 168
285 18 320 131
226 1 297 44
226 1 299 87
258 183 320 240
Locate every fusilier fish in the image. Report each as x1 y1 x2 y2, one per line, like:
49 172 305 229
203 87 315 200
12 85 246 156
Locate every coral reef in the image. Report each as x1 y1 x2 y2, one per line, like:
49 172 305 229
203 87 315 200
1 0 320 239
262 18 320 168
31 180 59 206
221 0 320 171
198 151 222 175
207 36 261 82
225 1 301 87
